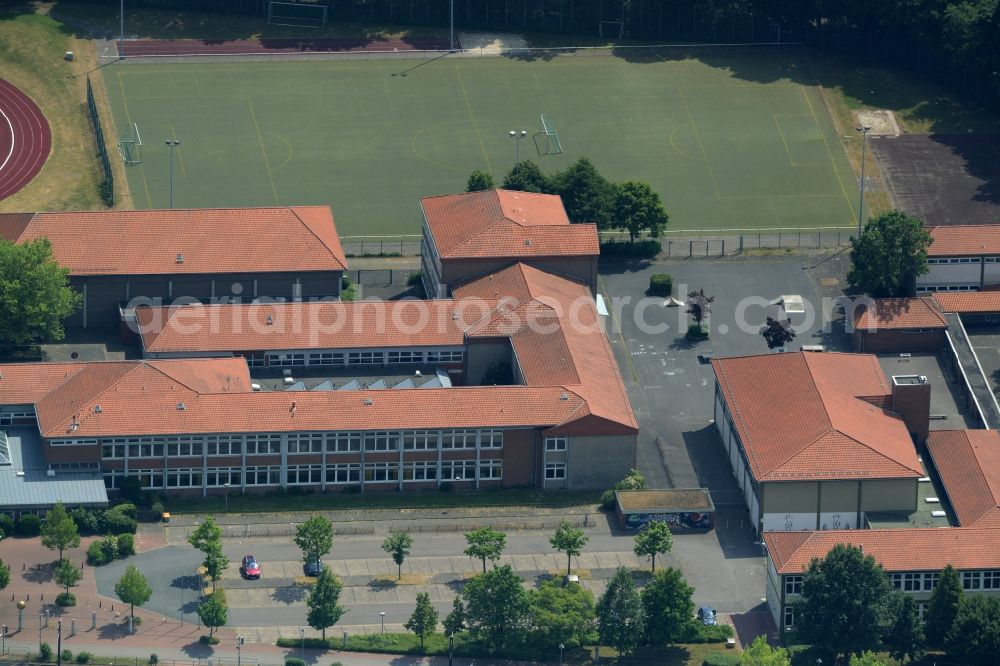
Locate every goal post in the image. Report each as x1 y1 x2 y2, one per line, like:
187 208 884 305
118 122 142 166
538 114 563 155
267 1 328 28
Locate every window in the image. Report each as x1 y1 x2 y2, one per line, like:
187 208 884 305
481 430 503 449
326 463 360 484
545 437 567 452
364 463 398 482
308 352 344 366
923 572 939 591
245 434 280 455
206 468 241 487
783 606 794 629
387 351 423 364
348 351 382 365
50 439 98 447
288 433 323 454
890 573 902 590
963 571 982 590
441 430 475 449
206 435 242 456
545 462 566 480
267 352 305 367
364 432 398 451
982 571 1000 589
245 466 280 486
49 461 99 471
244 355 265 368
427 350 463 363
479 460 502 480
166 469 203 488
130 470 163 489
403 461 437 482
402 431 436 451
287 465 322 485
330 432 362 453
103 470 121 489
784 576 802 596
167 438 203 457
441 460 476 480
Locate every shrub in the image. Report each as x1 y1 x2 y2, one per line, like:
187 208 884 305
148 655 158 665
648 273 673 296
117 533 135 557
199 635 220 645
86 541 107 566
103 505 137 535
600 239 661 258
56 592 76 607
285 658 307 666
38 643 52 662
100 535 120 561
406 272 422 287
61 650 73 663
150 501 164 516
686 623 734 643
702 654 739 666
70 508 102 535
15 513 41 536
0 514 13 537
600 489 617 511
76 652 92 664
686 323 709 340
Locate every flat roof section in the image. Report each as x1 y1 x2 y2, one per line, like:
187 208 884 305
875 353 978 431
0 428 107 509
866 459 952 529
616 489 714 513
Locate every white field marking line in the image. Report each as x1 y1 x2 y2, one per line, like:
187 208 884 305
0 104 14 174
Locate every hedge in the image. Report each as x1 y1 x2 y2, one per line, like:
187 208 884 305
686 623 734 643
648 273 673 296
15 514 41 537
600 239 661 258
702 653 739 666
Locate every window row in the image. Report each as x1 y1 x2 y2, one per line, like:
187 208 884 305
927 257 978 264
915 284 978 293
263 349 465 368
963 570 1000 590
891 572 939 592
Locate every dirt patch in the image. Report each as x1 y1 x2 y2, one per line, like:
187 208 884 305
854 109 901 137
459 32 528 53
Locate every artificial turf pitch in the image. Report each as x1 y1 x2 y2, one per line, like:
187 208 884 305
102 52 862 237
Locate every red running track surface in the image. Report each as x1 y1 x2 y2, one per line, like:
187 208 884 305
0 79 51 202
118 36 450 57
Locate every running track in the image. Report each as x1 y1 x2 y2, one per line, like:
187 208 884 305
0 79 51 201
118 36 449 57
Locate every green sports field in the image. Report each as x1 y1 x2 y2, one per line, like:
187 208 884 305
102 52 862 237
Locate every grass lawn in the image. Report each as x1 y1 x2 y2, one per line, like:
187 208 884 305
163 487 601 514
0 7 108 212
102 49 865 236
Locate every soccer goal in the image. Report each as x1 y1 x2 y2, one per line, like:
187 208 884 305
599 20 624 39
117 122 142 166
267 1 328 28
538 114 563 155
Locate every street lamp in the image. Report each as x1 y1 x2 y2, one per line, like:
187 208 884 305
509 130 527 173
448 634 454 666
559 643 565 665
2 624 7 655
165 139 181 209
37 615 42 652
223 482 230 512
299 628 305 660
236 635 244 666
856 125 871 237
379 611 386 636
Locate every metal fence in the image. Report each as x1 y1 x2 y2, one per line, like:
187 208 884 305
85 76 114 206
600 226 856 257
341 235 421 257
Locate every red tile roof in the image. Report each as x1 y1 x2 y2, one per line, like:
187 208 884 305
764 528 1000 574
711 352 923 482
137 300 477 353
931 291 1000 314
928 225 1000 256
0 363 87 405
421 189 599 259
926 430 1000 528
853 298 948 330
2 207 346 275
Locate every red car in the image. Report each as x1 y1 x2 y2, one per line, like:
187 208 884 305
241 555 261 579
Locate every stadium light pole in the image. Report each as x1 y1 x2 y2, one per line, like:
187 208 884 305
449 0 455 51
120 0 125 59
856 125 871 237
165 139 180 209
509 130 527 173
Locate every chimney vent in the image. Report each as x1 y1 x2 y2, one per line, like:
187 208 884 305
177 402 186 411
176 254 184 264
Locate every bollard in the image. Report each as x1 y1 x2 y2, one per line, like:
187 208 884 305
128 616 133 635
343 630 347 649
91 612 96 631
70 619 75 637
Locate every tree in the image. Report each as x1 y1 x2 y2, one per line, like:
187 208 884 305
382 531 413 580
760 317 796 349
114 564 152 624
614 181 669 241
41 502 80 561
886 593 925 663
187 517 222 553
549 521 589 576
795 544 895 659
633 521 673 573
550 157 616 229
847 210 932 297
924 564 962 647
0 559 9 591
466 170 495 192
528 578 597 651
197 590 228 637
596 567 643 657
687 289 714 327
202 542 228 594
443 597 466 637
464 527 507 574
306 566 345 641
946 595 1000 665
848 652 888 666
501 160 550 193
405 592 439 649
293 515 334 563
54 558 83 597
462 564 532 651
641 567 696 646
0 238 80 355
739 635 791 666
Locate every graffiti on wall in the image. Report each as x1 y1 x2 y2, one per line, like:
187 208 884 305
624 511 711 531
